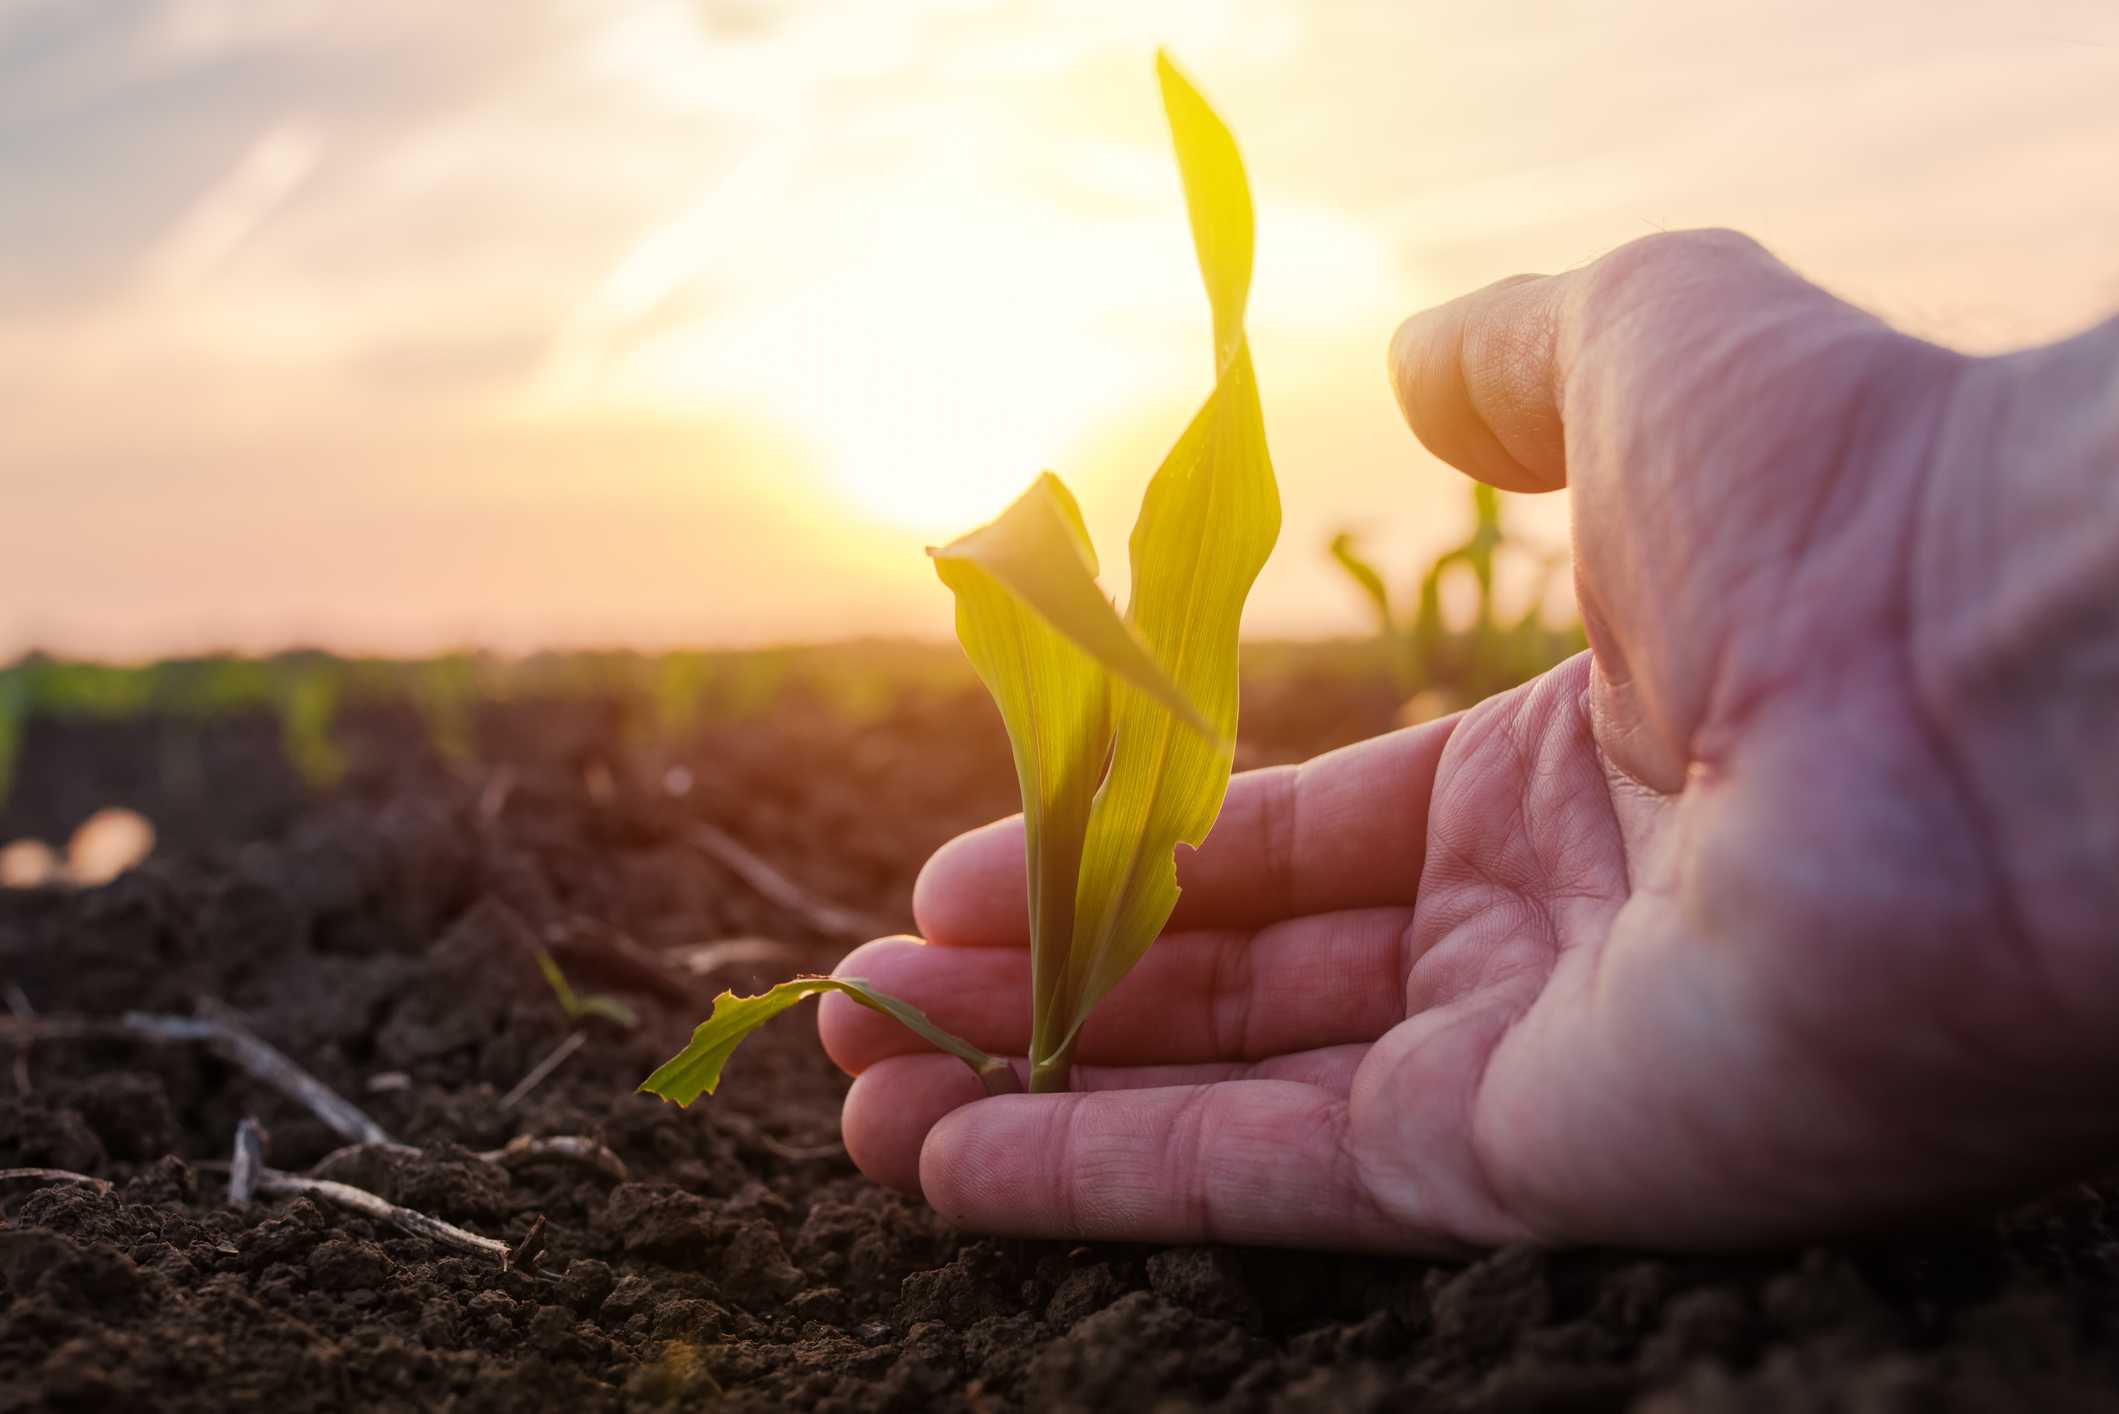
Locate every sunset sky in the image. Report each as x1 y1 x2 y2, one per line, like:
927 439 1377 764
4 0 2116 659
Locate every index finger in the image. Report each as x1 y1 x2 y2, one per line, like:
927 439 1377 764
912 713 1455 946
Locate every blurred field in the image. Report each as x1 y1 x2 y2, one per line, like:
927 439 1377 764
0 621 1592 853
0 638 1425 853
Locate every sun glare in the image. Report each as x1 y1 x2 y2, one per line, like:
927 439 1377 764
582 183 1187 541
753 219 1178 539
804 333 1077 537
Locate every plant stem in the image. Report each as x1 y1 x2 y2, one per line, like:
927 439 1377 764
977 1059 1023 1097
1028 1037 1077 1094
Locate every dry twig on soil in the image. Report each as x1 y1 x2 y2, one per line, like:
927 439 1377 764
4 983 34 1095
543 918 698 1005
251 1168 522 1265
193 1000 392 1144
756 1135 847 1164
219 1118 529 1267
498 1029 586 1111
227 1117 267 1205
718 1111 845 1164
0 1167 112 1194
485 1134 630 1182
309 1134 629 1185
509 1214 548 1272
0 1003 392 1146
689 822 887 940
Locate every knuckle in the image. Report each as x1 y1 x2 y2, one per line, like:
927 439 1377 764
1258 765 1302 913
1052 1095 1103 1238
1573 227 1769 326
1166 1088 1220 1241
1208 933 1258 1059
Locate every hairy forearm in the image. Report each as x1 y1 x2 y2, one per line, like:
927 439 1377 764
1912 316 2119 972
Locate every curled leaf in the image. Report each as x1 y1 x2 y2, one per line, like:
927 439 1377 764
931 474 1210 738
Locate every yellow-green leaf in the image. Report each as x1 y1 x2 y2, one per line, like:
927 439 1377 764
1157 49 1252 374
924 53 1278 1093
1329 531 1396 634
534 948 639 1031
1050 56 1280 1067
639 976 1012 1106
930 474 1209 737
931 474 1209 1056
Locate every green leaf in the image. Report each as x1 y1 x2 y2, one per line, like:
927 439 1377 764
1036 55 1278 1078
1157 49 1252 374
933 473 1236 1069
931 477 1118 1062
534 948 640 1031
930 474 1211 738
933 475 1222 1063
1328 531 1396 634
278 669 348 789
924 53 1279 1093
639 976 1013 1106
0 670 22 810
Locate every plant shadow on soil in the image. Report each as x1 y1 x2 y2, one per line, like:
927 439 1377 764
1 660 2116 1412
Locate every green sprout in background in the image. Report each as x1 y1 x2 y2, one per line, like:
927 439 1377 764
278 668 350 789
1330 481 1584 713
642 50 1277 1103
413 653 483 768
0 669 21 810
535 949 641 1031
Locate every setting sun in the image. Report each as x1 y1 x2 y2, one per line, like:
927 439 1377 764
551 148 1195 539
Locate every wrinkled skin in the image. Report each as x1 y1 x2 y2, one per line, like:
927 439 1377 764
820 230 2119 1252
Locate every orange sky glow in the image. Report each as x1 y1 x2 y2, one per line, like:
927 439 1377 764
3 1 2116 658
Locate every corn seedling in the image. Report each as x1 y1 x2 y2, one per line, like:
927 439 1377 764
279 668 350 788
641 51 1278 1104
534 949 640 1030
1330 483 1583 708
0 670 21 810
413 654 482 767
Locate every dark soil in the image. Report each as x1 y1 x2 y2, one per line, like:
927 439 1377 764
2 665 2116 1412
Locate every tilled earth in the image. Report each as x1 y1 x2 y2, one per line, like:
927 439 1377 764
1 667 2115 1412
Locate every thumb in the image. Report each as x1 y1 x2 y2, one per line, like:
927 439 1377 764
1387 229 1859 496
1389 272 1567 493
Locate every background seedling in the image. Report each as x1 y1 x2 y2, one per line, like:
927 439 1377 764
0 669 20 810
277 668 349 789
1329 482 1584 714
534 948 641 1031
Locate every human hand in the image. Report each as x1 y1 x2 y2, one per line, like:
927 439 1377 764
820 230 2119 1252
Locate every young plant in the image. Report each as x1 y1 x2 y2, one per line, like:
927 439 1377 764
534 948 641 1031
0 669 21 811
1330 482 1584 709
641 50 1278 1105
278 667 350 789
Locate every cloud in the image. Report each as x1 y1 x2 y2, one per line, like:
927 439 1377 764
141 121 323 291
